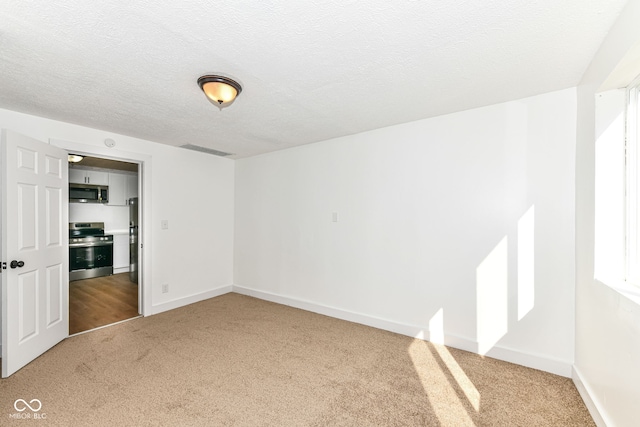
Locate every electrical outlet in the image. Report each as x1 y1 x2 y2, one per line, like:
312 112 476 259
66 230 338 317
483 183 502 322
162 284 169 293
161 220 169 230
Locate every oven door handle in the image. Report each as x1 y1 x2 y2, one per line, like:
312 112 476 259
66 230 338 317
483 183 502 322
69 241 114 248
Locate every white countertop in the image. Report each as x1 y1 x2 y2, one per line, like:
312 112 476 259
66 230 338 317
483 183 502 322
106 229 129 235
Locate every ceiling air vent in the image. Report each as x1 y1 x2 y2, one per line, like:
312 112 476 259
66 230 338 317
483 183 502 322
180 144 233 157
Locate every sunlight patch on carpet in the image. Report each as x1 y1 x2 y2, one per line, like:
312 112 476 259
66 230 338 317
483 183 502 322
408 339 476 426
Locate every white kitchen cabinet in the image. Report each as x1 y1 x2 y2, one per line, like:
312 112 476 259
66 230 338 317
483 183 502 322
68 168 87 184
126 174 138 199
107 171 138 206
68 168 109 185
113 234 130 271
107 172 127 206
87 170 109 185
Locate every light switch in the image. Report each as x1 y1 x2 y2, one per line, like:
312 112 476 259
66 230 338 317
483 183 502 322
332 212 338 223
161 220 169 229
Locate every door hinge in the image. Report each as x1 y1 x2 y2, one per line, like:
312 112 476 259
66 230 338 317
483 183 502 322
1 261 6 270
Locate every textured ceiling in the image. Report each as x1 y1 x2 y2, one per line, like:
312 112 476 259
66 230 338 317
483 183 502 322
0 1 629 159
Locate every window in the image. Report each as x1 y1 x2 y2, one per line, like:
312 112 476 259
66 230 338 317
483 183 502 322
625 76 640 285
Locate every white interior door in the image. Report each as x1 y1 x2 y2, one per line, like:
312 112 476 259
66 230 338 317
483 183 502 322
1 129 68 377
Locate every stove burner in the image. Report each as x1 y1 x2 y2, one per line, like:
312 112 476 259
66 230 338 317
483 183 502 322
69 221 108 237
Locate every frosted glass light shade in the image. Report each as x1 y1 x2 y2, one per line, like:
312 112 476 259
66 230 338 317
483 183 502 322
197 75 242 109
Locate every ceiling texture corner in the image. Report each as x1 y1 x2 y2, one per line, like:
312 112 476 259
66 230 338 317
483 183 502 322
0 0 630 159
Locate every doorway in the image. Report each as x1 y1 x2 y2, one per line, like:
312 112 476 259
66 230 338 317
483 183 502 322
2 131 150 377
67 156 140 334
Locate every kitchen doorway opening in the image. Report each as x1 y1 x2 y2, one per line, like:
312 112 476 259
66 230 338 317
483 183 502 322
67 155 142 335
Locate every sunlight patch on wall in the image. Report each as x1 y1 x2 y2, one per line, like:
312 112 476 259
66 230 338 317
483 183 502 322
429 308 445 344
476 237 508 355
517 206 535 320
594 94 625 282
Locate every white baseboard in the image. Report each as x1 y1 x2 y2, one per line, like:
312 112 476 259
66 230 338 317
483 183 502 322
572 366 610 427
113 267 129 275
150 284 233 315
232 285 573 377
233 285 433 337
484 345 572 377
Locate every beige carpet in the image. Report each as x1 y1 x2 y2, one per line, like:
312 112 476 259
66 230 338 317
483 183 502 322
1 293 594 426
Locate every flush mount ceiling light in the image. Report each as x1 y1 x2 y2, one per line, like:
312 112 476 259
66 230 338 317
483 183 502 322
198 75 242 110
68 154 84 163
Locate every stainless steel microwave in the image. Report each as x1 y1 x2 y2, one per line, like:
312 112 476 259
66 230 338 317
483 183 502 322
69 183 109 203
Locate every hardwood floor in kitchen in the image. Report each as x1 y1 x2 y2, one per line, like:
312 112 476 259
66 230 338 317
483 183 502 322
69 272 139 335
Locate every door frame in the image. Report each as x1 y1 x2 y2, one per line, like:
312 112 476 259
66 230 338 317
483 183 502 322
50 138 152 316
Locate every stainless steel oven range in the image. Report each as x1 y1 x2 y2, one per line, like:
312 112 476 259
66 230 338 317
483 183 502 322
69 222 114 281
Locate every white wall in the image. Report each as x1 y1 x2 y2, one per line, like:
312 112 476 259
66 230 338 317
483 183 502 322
0 108 235 315
69 203 129 232
575 0 640 425
235 88 577 376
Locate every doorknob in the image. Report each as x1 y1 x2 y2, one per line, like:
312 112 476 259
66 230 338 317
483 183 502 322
10 260 24 269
